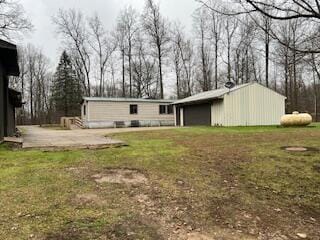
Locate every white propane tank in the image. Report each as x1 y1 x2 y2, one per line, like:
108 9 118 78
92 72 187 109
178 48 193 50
280 111 312 127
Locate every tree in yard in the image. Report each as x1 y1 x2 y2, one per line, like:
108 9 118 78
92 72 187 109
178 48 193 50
197 0 320 53
309 49 320 121
53 9 92 96
143 0 170 99
118 6 139 98
115 15 128 97
233 16 259 84
88 14 117 97
171 22 194 98
224 17 239 83
0 0 33 39
51 51 82 117
11 45 52 125
194 8 213 91
131 31 158 98
209 6 223 89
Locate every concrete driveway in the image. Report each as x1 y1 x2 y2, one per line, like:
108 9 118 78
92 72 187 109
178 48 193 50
19 125 175 150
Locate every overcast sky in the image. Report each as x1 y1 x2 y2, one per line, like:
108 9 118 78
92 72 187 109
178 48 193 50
19 0 199 67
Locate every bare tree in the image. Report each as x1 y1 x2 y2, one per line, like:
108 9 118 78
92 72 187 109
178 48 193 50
309 52 320 120
13 45 52 124
274 19 306 112
171 29 182 98
131 31 158 98
197 0 320 53
241 0 320 20
115 16 127 97
224 17 239 82
0 0 32 39
118 6 139 97
171 22 194 98
194 8 213 91
210 7 223 89
88 14 117 97
53 9 92 96
143 0 170 99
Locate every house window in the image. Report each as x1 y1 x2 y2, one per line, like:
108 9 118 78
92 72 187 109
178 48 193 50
83 105 86 116
130 104 138 114
159 105 167 114
159 105 173 115
160 105 174 115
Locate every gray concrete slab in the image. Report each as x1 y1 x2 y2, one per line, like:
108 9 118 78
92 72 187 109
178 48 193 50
19 125 175 150
4 137 23 144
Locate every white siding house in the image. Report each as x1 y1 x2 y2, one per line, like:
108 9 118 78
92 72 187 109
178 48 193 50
174 82 286 127
81 98 175 128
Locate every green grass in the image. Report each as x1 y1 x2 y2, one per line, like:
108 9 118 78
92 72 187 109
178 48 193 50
0 126 319 239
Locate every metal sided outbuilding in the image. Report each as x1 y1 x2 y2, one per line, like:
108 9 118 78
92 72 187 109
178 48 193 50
173 82 286 127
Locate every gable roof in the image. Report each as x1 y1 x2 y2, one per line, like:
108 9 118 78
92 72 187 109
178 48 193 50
0 39 20 76
173 82 286 105
174 83 251 105
83 97 174 104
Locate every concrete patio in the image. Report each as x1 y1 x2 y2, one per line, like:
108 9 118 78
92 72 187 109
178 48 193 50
19 125 175 150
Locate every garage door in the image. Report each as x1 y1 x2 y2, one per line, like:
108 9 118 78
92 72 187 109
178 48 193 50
183 103 211 126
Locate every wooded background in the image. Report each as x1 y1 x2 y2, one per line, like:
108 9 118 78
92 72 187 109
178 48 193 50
2 0 320 124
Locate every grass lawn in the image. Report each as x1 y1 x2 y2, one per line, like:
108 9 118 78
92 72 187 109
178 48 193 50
0 125 320 239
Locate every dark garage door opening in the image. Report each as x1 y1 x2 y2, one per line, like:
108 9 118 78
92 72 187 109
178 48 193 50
183 103 211 126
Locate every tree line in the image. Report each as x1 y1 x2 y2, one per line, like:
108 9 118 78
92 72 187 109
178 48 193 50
3 0 320 124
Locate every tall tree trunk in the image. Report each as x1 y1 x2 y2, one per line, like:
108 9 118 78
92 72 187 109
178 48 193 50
30 72 34 124
227 38 231 82
284 51 289 103
265 19 270 87
201 29 208 91
158 46 164 99
129 41 132 98
100 64 103 97
214 34 218 89
245 48 249 83
122 49 126 97
293 48 298 110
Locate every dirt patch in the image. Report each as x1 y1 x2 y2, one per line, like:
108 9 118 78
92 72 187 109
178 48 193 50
134 194 155 207
131 191 255 240
75 193 100 205
45 229 82 240
313 163 320 173
186 233 213 240
66 167 89 175
184 229 254 240
104 217 163 240
44 218 97 240
92 169 148 185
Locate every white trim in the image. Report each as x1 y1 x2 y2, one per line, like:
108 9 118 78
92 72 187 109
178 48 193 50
180 108 184 127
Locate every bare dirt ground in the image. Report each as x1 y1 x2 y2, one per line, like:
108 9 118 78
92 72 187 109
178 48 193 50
71 167 254 240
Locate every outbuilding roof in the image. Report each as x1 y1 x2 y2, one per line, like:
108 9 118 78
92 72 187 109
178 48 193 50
173 82 286 105
83 97 174 104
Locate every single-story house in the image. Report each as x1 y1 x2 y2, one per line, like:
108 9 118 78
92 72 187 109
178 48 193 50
0 39 21 142
81 98 175 128
173 82 286 127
